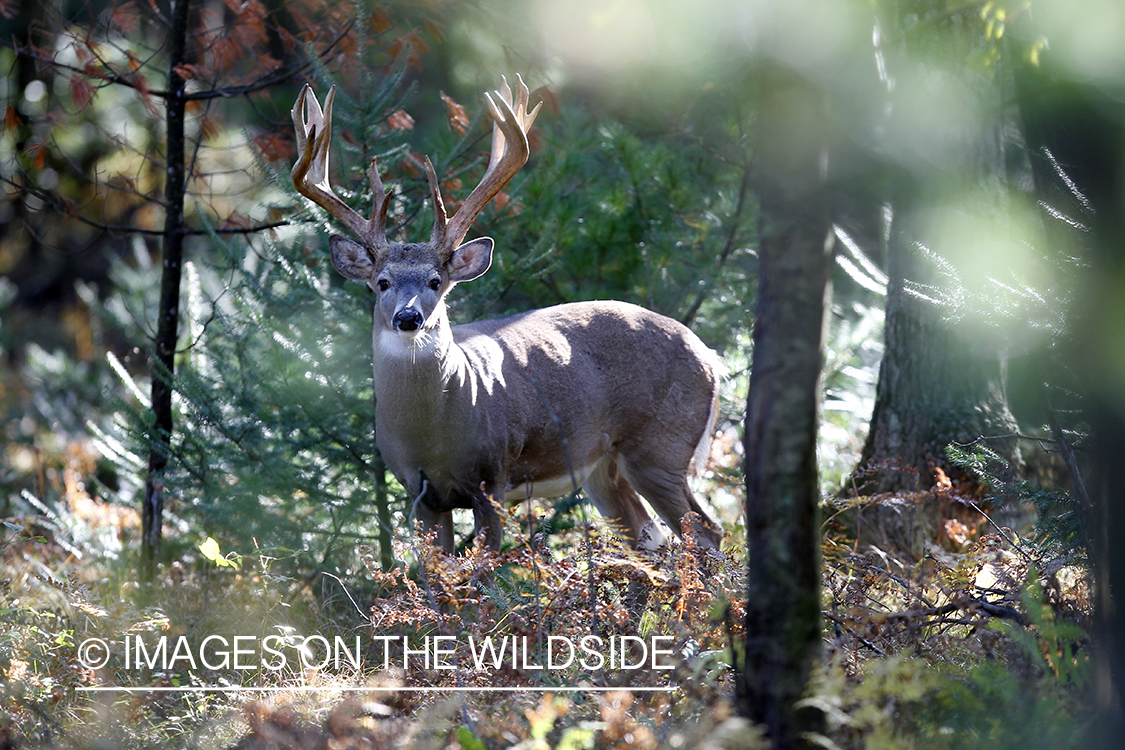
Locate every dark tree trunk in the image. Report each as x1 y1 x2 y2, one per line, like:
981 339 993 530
1012 21 1125 743
141 0 192 581
855 185 1021 494
739 62 832 749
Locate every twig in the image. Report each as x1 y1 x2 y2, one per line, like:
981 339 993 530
823 611 887 656
867 563 934 608
965 498 1039 566
1042 384 1093 516
880 597 1026 626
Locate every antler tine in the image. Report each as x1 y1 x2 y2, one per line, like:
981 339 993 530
291 84 389 253
367 157 391 242
486 75 541 175
425 157 448 247
432 75 541 257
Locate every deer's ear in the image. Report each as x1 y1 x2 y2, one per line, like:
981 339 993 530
447 237 494 282
329 235 376 280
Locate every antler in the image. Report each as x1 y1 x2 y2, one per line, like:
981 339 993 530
427 74 542 257
291 84 391 254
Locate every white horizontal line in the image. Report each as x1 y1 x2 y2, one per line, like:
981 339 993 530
77 685 676 693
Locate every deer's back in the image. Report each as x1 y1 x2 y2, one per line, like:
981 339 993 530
452 300 718 484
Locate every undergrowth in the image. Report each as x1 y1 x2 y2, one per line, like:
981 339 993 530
0 440 1096 749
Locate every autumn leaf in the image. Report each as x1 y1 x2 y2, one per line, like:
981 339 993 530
110 2 140 35
532 85 559 117
387 109 415 131
199 114 219 141
278 26 300 50
439 91 468 135
336 32 359 62
210 38 240 74
942 519 971 546
933 465 953 492
252 131 294 163
82 60 107 80
256 53 281 73
133 74 160 118
24 142 49 171
423 18 446 44
69 75 96 109
229 0 268 50
3 106 22 135
199 537 239 568
370 8 392 34
173 64 206 81
388 31 427 70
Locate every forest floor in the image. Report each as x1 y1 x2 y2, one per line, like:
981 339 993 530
0 437 1094 750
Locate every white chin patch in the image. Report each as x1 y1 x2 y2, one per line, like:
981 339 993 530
378 328 428 357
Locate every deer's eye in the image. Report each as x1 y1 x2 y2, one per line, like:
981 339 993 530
428 278 441 291
376 279 390 292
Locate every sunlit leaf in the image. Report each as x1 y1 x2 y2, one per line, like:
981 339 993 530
440 91 468 135
387 109 415 131
199 536 239 568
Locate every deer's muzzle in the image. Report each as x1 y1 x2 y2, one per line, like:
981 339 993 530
393 309 425 332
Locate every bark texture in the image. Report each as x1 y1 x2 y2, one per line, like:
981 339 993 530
855 189 1021 494
740 63 832 749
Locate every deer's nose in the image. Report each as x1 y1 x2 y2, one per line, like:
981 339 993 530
393 309 424 332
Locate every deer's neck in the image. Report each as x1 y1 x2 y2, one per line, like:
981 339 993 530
372 309 504 495
371 311 488 423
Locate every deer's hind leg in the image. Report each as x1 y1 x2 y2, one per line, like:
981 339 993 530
582 455 668 549
617 449 722 550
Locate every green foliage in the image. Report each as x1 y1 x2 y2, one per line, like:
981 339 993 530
456 95 756 354
820 537 1094 750
0 529 92 741
32 13 759 575
946 441 1086 558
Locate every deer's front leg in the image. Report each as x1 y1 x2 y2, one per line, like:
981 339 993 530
415 504 455 552
412 471 456 552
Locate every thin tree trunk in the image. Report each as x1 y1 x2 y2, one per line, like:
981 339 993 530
740 62 832 749
141 0 192 581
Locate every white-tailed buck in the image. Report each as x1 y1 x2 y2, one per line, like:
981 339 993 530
291 76 722 551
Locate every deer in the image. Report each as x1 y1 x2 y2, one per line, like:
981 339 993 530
290 76 723 553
